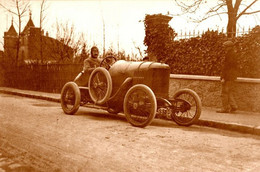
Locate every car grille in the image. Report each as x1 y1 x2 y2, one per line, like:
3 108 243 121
149 68 170 98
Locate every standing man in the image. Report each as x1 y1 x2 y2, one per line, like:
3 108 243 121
217 40 238 113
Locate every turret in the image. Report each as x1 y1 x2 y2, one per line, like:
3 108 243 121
3 18 18 60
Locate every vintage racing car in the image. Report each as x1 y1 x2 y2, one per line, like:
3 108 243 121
61 56 202 128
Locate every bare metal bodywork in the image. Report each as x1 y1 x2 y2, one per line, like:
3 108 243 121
61 58 202 128
109 60 170 98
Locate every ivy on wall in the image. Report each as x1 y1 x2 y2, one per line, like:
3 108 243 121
144 14 177 62
144 14 260 78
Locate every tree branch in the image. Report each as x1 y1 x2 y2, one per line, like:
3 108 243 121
237 0 258 19
174 0 204 14
0 3 18 16
234 0 242 14
20 2 30 16
242 10 260 15
206 3 226 14
193 12 228 23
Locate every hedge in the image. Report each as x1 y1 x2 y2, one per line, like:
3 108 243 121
144 14 260 78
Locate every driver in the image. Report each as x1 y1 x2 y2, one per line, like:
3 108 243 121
75 46 102 86
83 46 102 73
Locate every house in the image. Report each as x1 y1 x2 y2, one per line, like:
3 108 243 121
0 50 3 60
3 19 18 64
3 13 74 64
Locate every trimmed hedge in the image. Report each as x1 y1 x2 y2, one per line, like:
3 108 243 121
235 26 260 78
144 14 260 78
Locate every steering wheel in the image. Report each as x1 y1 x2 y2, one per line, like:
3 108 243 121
100 55 117 70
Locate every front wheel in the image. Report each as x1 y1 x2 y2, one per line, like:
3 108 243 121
61 82 81 115
124 84 157 128
171 88 202 126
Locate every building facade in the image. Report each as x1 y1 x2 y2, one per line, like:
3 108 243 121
3 13 73 64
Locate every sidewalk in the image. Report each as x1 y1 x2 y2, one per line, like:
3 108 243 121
0 87 259 136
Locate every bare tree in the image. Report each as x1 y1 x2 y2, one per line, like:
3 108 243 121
39 0 49 63
76 42 90 63
99 1 106 58
102 12 106 57
132 40 144 59
39 0 48 30
44 20 86 63
0 0 30 65
174 0 260 38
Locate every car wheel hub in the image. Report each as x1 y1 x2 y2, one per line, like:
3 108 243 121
133 102 138 109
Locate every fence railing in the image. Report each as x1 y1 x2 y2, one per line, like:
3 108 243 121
175 26 252 39
1 64 83 93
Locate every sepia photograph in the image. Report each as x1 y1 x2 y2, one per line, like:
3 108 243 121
0 0 259 171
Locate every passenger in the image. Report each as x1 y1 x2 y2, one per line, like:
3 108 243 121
75 46 102 86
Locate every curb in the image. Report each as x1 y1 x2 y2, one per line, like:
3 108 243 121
0 90 60 103
1 89 259 136
196 120 260 136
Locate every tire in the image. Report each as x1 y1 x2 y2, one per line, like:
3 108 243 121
88 67 112 105
61 82 81 115
124 84 157 128
171 88 202 126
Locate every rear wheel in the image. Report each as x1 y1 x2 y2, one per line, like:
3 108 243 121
171 89 201 126
124 84 157 128
61 82 81 115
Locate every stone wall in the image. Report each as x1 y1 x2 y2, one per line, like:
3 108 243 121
169 74 260 112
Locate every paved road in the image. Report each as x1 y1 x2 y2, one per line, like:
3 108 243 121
1 86 260 135
0 151 36 172
0 93 260 172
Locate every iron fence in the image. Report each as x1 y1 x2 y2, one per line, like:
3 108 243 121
2 64 82 93
175 26 252 39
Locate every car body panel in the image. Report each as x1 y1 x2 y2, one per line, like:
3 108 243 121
109 60 170 98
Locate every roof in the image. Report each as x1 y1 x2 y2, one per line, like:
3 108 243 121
22 13 35 34
6 23 17 36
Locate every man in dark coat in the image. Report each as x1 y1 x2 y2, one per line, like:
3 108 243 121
82 46 102 73
217 40 238 113
75 46 102 86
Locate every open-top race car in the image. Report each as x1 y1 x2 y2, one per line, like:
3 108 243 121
61 56 202 128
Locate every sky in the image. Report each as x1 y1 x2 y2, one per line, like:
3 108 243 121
0 0 259 58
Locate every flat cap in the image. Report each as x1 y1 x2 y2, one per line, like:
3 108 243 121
223 40 234 47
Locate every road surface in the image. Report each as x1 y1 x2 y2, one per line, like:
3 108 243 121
0 93 260 172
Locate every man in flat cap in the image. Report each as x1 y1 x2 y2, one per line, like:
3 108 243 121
217 40 238 113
